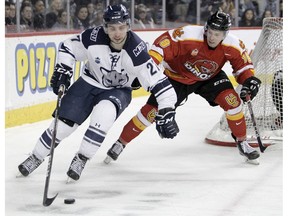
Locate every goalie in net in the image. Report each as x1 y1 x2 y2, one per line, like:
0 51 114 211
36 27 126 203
104 11 264 164
206 17 283 147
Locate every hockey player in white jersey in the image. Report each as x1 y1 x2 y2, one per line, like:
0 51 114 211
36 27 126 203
18 4 179 181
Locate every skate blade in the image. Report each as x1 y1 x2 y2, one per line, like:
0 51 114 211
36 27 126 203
245 158 260 165
16 172 25 178
103 156 112 164
66 177 77 184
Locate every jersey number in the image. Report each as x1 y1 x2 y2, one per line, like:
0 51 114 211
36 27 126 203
147 62 158 76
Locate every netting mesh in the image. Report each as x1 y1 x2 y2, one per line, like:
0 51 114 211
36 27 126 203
206 18 283 145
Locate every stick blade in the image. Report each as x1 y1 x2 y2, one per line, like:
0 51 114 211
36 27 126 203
43 193 58 206
259 145 267 153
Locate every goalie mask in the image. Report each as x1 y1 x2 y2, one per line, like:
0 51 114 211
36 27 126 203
103 4 131 33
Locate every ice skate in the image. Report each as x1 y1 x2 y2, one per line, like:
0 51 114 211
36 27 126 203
18 154 43 177
67 153 88 181
237 140 260 165
104 141 125 164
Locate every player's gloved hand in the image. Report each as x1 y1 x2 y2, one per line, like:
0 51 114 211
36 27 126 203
50 63 73 95
155 108 179 139
240 76 261 102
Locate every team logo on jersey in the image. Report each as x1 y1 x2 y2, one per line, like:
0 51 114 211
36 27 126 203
184 60 218 80
159 39 170 48
172 27 184 39
100 67 129 87
191 49 199 56
100 54 129 87
110 54 120 69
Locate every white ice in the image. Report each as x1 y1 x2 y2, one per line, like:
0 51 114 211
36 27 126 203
5 95 284 216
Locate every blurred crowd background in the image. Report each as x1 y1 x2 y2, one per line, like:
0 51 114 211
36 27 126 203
5 0 283 33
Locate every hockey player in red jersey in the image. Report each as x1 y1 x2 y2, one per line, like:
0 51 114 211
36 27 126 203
18 4 179 181
105 11 262 164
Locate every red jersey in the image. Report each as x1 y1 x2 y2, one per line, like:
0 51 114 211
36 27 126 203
149 25 255 85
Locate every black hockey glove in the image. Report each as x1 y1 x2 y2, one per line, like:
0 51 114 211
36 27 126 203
155 108 179 139
50 63 73 95
240 76 261 102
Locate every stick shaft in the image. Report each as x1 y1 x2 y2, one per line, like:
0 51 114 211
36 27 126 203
43 85 65 206
246 95 267 153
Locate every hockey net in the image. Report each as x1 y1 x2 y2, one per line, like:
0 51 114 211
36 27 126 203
205 17 283 147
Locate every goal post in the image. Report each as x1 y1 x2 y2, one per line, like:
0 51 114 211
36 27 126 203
205 17 283 147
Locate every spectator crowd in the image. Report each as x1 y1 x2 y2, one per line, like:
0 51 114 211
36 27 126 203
5 0 107 32
5 0 283 33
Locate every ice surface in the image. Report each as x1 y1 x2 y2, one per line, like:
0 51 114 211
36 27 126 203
5 95 283 216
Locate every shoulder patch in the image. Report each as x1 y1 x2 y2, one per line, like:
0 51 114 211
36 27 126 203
90 26 101 42
81 26 108 48
159 39 170 48
172 27 184 39
124 32 150 66
133 41 146 57
239 39 246 49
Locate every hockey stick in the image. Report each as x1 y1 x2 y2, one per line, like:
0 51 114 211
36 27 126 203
43 84 65 206
246 95 267 153
247 135 282 141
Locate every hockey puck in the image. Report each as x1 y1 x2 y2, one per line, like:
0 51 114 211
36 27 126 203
64 198 75 204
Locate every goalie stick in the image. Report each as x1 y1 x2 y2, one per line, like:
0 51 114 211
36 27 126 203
43 84 65 206
246 95 267 153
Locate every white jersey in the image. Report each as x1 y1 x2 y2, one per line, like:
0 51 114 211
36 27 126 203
57 26 176 110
